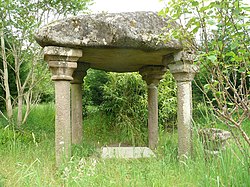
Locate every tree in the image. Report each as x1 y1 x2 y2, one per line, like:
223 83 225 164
0 0 92 126
0 30 12 119
160 0 249 154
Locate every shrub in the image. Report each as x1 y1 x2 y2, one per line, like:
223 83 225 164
158 71 177 130
101 72 148 145
160 0 250 155
0 126 34 146
100 71 177 145
83 69 109 106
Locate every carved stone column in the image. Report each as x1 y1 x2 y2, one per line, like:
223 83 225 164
44 46 82 166
163 52 198 158
140 66 167 149
71 63 89 145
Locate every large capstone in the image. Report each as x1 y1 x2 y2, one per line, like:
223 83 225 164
35 11 183 72
35 12 181 50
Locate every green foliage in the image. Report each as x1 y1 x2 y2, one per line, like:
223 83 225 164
101 72 148 145
0 104 249 186
0 104 55 145
41 0 93 16
100 71 177 145
83 69 109 106
83 108 122 146
0 0 93 123
0 176 3 187
0 126 34 146
23 104 55 138
161 0 250 149
158 71 177 129
30 59 55 103
160 0 250 77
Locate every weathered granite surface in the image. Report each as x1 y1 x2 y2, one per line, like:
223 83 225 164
35 12 183 72
101 147 156 159
199 128 231 156
35 12 181 51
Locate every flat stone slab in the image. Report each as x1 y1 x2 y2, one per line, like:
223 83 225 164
101 147 156 159
35 12 181 50
35 12 182 72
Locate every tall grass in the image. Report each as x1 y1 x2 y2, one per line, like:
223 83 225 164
0 104 249 186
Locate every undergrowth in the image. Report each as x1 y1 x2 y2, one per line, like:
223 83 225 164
0 104 249 186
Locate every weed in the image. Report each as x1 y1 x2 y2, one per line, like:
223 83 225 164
0 104 249 186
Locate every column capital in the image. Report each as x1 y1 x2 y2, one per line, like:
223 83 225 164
162 51 199 82
139 65 167 85
44 46 83 81
71 63 89 84
163 51 196 65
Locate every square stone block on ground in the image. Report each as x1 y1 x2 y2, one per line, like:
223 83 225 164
101 147 156 159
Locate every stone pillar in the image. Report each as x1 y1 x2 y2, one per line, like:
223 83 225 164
71 63 89 144
44 46 82 166
163 51 198 158
140 66 167 150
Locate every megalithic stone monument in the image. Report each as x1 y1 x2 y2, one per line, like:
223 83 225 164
35 11 198 167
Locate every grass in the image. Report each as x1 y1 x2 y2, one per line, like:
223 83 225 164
0 104 249 186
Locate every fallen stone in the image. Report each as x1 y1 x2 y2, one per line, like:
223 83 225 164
101 147 156 159
199 128 231 155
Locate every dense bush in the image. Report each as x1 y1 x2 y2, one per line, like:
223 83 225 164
101 72 148 145
100 71 177 145
0 127 34 146
158 71 177 130
83 69 109 106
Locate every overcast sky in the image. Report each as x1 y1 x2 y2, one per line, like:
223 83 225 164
90 0 250 13
90 0 165 13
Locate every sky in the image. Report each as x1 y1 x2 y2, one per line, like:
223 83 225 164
89 0 249 13
89 0 165 13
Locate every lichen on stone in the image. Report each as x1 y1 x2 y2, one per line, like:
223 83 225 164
35 11 182 51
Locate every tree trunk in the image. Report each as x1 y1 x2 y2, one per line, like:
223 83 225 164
0 30 13 120
22 91 31 125
17 94 23 127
